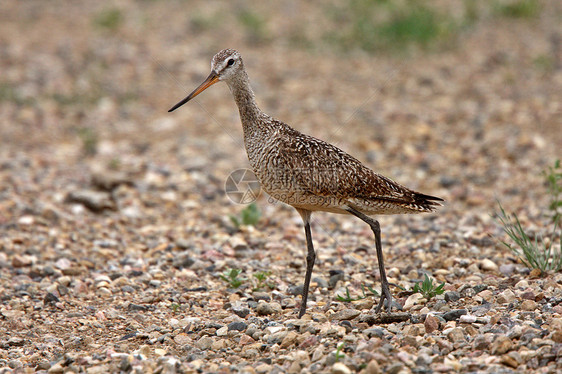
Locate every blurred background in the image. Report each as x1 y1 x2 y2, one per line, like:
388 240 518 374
0 1 561 370
0 0 560 243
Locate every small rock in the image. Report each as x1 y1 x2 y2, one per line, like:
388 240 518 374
312 277 328 288
497 289 517 304
363 328 387 338
280 331 299 348
239 334 256 346
7 337 25 346
174 333 190 345
216 326 228 336
386 362 403 374
331 362 351 374
472 334 490 350
328 271 345 288
255 364 272 374
364 359 382 374
12 255 32 267
195 336 213 350
403 293 423 310
48 363 64 374
501 354 519 368
491 335 512 354
444 291 460 302
551 330 562 343
228 321 247 331
447 327 466 343
442 309 467 321
288 285 304 296
44 292 60 304
519 290 535 300
91 170 132 191
329 309 360 321
499 264 515 276
459 314 477 323
480 259 498 272
520 299 537 311
424 314 440 333
252 292 271 302
256 302 278 316
66 189 115 212
232 304 251 318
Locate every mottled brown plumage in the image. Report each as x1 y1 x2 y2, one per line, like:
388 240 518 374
169 49 443 318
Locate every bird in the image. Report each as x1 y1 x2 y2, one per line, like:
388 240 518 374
169 49 443 318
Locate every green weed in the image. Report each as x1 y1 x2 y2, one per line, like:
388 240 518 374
76 127 98 156
219 268 245 289
230 202 261 228
334 342 345 362
494 0 540 18
495 202 562 273
326 0 457 53
252 271 273 291
494 160 562 273
412 274 445 301
336 284 379 303
93 8 123 31
237 10 268 44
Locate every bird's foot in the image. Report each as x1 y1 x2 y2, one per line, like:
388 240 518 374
374 286 394 313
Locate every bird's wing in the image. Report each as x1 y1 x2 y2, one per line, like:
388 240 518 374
276 129 410 200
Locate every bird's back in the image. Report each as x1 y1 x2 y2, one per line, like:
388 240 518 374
245 116 442 215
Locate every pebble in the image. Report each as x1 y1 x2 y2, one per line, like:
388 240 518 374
499 264 515 276
442 309 467 321
447 327 466 343
403 293 423 310
195 336 213 350
256 302 281 315
65 190 115 212
491 335 512 354
228 321 248 331
364 360 382 374
424 314 440 333
329 309 361 321
280 331 299 348
232 303 251 318
479 259 498 272
331 362 352 374
497 289 517 304
444 291 460 302
520 299 537 311
12 255 33 267
459 314 476 323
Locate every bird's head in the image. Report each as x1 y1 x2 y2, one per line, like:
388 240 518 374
168 49 242 112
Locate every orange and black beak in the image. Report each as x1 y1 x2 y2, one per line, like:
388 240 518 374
168 71 219 112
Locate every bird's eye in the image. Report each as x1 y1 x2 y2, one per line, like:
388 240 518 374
227 58 235 66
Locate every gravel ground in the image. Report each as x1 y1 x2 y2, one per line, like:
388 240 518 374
1 1 561 373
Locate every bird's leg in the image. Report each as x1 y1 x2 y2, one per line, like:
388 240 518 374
346 207 393 313
296 209 315 318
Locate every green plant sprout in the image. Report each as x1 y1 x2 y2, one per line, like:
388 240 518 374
494 160 562 274
336 284 379 303
252 271 273 291
219 268 245 289
334 342 345 362
495 203 561 273
230 203 261 228
412 274 445 301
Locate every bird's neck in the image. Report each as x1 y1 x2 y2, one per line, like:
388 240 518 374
226 70 265 135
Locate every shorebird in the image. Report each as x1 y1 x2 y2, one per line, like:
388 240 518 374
169 49 442 318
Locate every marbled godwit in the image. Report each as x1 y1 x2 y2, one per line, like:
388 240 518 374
169 49 442 318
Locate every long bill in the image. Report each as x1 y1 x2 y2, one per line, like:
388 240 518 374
168 71 219 112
